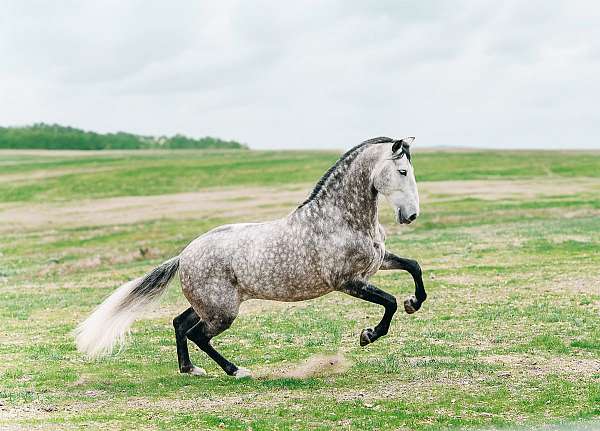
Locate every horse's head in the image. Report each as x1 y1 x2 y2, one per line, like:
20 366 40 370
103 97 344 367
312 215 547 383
372 137 419 224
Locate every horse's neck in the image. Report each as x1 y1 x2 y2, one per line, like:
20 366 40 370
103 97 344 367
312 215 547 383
298 146 381 233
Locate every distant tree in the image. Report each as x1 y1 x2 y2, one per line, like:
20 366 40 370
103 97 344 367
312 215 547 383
0 123 248 150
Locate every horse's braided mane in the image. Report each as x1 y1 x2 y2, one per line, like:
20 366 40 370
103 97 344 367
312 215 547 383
298 136 400 208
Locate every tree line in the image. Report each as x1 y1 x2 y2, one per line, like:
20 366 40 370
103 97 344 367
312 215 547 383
0 123 248 150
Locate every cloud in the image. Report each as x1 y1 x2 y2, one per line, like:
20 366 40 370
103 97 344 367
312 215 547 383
0 0 598 149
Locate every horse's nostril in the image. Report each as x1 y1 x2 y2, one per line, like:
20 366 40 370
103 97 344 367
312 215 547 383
408 213 417 222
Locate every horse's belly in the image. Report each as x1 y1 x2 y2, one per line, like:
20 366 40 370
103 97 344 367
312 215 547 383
237 264 332 302
241 281 333 302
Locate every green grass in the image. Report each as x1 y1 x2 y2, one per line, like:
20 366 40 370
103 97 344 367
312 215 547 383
2 149 599 203
0 148 599 430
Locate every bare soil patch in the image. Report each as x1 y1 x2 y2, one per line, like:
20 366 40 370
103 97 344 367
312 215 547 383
3 178 598 233
421 178 599 201
536 274 600 299
36 247 164 277
0 167 116 184
480 354 600 379
0 186 308 233
0 405 64 429
263 353 351 379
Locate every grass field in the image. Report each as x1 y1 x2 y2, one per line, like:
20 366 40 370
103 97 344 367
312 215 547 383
0 148 599 430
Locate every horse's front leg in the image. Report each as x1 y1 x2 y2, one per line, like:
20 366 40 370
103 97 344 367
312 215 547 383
338 280 397 346
380 251 427 314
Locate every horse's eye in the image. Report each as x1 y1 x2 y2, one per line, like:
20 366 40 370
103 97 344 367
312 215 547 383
399 169 407 176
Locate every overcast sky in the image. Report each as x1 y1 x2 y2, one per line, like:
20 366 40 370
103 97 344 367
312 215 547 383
1 1 599 149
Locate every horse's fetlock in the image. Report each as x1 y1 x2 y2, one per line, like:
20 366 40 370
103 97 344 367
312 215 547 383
374 323 389 337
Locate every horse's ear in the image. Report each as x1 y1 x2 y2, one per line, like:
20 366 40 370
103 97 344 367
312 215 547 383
392 137 415 154
401 137 415 147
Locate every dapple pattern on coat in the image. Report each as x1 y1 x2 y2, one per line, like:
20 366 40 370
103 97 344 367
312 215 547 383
75 137 427 378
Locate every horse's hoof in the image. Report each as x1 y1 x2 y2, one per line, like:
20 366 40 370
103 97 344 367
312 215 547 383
360 328 375 346
189 366 207 376
182 366 207 376
234 367 252 379
404 296 419 314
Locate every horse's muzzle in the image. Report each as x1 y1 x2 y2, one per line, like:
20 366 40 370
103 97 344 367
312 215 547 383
397 209 417 224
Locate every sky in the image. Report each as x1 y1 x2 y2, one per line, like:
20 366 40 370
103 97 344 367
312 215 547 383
1 1 599 150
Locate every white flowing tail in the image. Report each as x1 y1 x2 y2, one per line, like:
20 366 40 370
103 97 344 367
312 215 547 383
75 256 180 359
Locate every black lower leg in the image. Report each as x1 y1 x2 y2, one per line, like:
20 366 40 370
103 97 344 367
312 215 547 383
173 307 200 373
186 321 239 376
381 252 427 312
339 280 397 346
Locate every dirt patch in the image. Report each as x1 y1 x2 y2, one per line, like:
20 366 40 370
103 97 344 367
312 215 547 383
0 405 63 428
0 185 310 233
549 234 593 243
37 247 164 277
264 353 351 379
536 274 600 302
0 167 116 184
125 394 249 411
434 273 493 288
332 374 484 403
55 391 293 417
421 178 599 201
2 178 599 233
480 354 600 379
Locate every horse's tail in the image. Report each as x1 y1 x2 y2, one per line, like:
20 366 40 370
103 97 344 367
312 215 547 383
75 256 180 359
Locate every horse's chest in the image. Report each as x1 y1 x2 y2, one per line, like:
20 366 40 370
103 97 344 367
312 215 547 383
332 234 385 284
362 239 385 278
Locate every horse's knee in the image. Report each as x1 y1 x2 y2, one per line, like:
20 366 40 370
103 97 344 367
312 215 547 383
186 314 236 343
408 259 422 278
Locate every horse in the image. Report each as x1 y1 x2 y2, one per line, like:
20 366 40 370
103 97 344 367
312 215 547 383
75 136 427 378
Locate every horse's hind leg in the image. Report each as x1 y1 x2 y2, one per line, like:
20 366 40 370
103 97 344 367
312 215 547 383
182 282 248 378
173 307 206 376
185 313 249 378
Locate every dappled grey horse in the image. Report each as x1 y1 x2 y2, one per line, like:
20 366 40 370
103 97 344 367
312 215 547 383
76 137 427 377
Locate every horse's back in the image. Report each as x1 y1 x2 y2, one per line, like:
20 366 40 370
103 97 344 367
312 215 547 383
179 220 287 285
179 221 264 277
